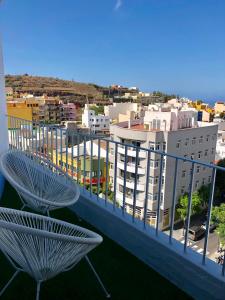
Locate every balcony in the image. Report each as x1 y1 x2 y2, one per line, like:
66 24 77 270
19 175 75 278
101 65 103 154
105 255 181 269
1 182 190 300
117 176 145 191
117 161 145 175
4 116 225 300
118 145 146 158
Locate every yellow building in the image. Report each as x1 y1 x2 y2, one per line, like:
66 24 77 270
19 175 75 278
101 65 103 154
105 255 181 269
7 101 33 128
52 150 107 189
7 98 40 126
23 99 40 122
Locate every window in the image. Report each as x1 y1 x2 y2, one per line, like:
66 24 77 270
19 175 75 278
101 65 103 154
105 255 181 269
196 166 200 173
155 143 160 150
212 134 216 141
163 142 166 152
198 151 202 159
192 138 196 145
185 138 189 146
149 142 155 150
161 176 165 185
206 135 210 142
181 186 185 195
191 153 195 160
176 140 181 148
208 176 211 183
152 119 160 130
149 193 158 201
212 148 214 154
199 136 203 143
205 150 208 157
182 170 186 178
150 159 159 168
195 180 199 189
149 176 158 185
184 154 188 162
202 178 205 185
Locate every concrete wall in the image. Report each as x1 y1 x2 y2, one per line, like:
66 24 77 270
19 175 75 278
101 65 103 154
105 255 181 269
0 31 8 197
73 192 225 300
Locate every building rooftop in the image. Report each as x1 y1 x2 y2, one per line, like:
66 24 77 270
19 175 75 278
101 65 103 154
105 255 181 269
0 182 191 300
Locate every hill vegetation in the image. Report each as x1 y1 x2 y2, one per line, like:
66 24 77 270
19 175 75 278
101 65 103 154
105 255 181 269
5 74 105 104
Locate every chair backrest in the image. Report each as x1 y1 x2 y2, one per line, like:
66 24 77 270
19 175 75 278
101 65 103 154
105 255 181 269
0 150 80 208
0 207 102 281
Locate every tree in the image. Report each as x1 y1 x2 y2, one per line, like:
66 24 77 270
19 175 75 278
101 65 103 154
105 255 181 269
177 192 203 233
211 204 225 224
198 184 210 207
215 159 225 197
211 204 225 247
196 100 203 105
216 223 225 246
89 105 104 115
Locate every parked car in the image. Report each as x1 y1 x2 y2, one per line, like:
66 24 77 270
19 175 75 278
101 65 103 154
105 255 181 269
201 221 217 232
188 226 205 241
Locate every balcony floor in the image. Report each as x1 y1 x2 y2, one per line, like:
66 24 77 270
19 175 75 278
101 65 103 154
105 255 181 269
0 182 192 300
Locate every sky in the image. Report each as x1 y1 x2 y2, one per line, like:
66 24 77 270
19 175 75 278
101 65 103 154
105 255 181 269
0 0 225 101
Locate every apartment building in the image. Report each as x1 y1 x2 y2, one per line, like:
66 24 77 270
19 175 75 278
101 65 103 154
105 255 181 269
7 95 76 124
109 106 218 229
5 87 13 100
82 104 110 133
104 102 144 123
215 102 225 114
43 97 61 123
7 98 40 126
60 103 76 122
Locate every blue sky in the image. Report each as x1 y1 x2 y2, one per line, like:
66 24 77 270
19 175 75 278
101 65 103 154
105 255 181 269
0 0 225 101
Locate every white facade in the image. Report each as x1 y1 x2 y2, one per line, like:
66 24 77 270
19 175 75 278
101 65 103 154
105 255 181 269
104 102 143 122
109 108 218 229
144 107 198 131
82 105 109 133
0 34 8 154
0 20 8 197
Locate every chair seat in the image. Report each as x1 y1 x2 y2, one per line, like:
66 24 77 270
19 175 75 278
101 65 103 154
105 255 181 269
0 150 80 213
0 207 102 281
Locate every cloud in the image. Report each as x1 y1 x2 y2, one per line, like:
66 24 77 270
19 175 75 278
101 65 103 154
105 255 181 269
114 0 122 11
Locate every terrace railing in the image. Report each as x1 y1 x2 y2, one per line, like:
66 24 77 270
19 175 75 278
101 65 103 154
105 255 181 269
5 115 225 299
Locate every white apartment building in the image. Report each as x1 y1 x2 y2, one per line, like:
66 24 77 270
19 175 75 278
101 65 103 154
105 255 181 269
109 107 218 229
104 102 144 123
82 104 110 133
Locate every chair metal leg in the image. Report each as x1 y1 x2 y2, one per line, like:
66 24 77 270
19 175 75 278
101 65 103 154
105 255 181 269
85 256 111 298
21 203 26 210
36 281 42 300
0 270 20 297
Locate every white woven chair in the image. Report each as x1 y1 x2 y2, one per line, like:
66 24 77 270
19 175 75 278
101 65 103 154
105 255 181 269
0 207 110 300
0 150 80 215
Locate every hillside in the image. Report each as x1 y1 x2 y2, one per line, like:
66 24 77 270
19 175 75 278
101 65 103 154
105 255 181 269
5 74 106 104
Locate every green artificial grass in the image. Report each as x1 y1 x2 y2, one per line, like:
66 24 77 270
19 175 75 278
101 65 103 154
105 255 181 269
0 182 192 300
